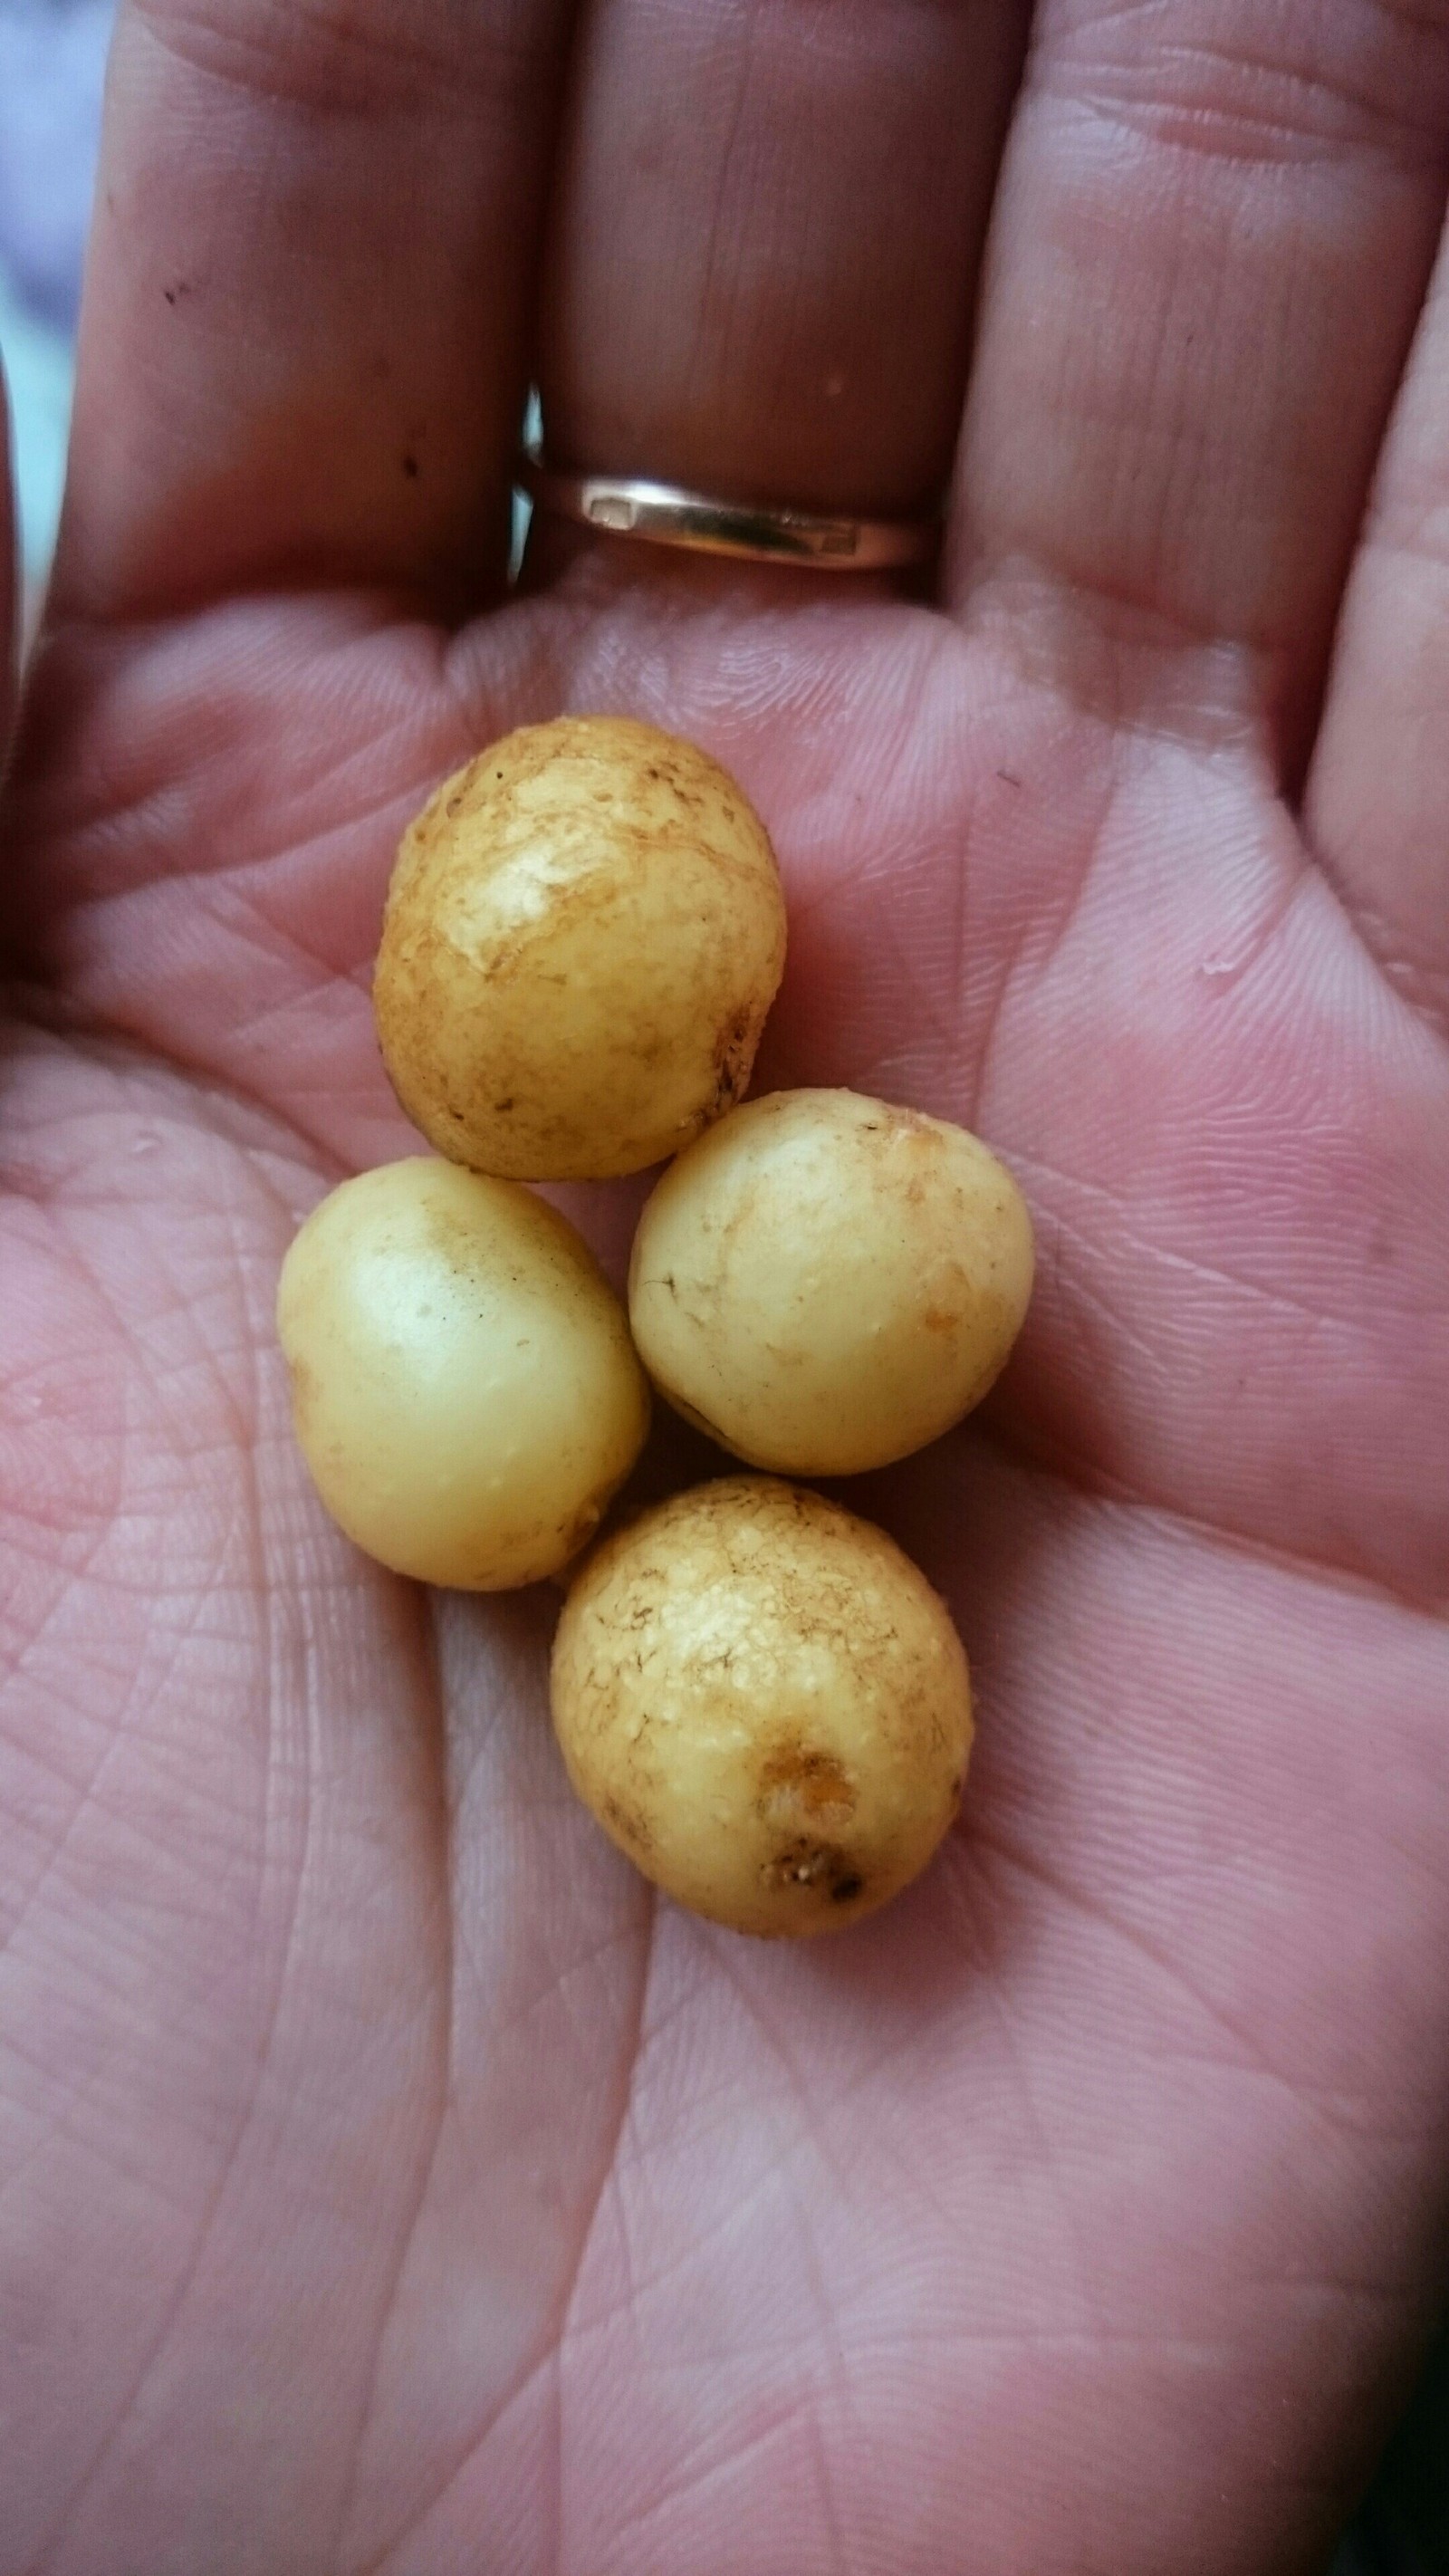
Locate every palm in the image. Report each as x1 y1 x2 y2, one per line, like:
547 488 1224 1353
4 5 1449 2571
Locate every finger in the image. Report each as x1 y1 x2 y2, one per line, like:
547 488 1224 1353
1304 219 1449 1035
1 362 15 763
53 0 577 622
950 0 1449 756
533 0 1032 523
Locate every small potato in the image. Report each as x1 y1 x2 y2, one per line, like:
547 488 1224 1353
629 1089 1034 1475
374 716 786 1180
551 1477 972 1937
276 1158 648 1589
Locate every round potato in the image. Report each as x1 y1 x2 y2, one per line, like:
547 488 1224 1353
276 1158 648 1589
629 1089 1034 1475
373 716 786 1180
551 1476 972 1937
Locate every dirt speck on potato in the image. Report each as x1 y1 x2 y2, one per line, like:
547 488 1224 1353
760 1840 864 1904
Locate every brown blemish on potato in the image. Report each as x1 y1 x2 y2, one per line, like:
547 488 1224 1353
285 1355 319 1430
600 1792 653 1855
761 1839 865 1904
560 1495 606 1562
757 1745 857 1827
921 1307 958 1334
710 1004 757 1115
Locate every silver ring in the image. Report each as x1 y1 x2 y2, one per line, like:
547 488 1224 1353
517 454 939 571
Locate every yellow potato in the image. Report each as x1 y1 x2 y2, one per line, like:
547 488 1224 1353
276 1158 648 1589
551 1477 972 1937
629 1089 1034 1475
374 716 786 1180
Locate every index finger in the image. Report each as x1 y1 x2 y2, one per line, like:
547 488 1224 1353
52 0 578 623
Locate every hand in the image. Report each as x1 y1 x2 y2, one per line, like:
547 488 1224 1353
4 3 1447 2569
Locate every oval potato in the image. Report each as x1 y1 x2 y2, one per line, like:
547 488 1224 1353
551 1476 972 1937
629 1089 1033 1474
277 1158 649 1589
374 716 786 1180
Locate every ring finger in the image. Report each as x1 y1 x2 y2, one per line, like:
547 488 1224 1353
533 0 1032 532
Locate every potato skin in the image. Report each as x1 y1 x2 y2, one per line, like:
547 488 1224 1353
373 716 786 1180
550 1477 972 1937
629 1089 1034 1475
276 1158 648 1590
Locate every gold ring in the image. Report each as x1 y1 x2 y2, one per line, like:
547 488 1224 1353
517 454 939 571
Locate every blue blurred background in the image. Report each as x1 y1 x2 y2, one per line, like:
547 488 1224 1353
1 0 110 596
0 5 1444 2567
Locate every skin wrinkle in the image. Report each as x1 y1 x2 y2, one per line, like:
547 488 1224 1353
62 812 410 999
328 1707 450 2576
124 0 571 160
45 1217 254 1462
359 2338 569 2576
0 1541 251 1935
1142 185 1239 605
967 1830 1396 2141
1366 485 1449 555
800 2393 855 2576
0 1714 137 1971
679 25 756 423
588 2382 851 2571
1012 1153 1435 1337
556 1945 871 2571
12 616 455 906
2 1052 437 2573
0 2074 183 2213
546 1897 654 2552
1304 211 1449 1031
561 2040 1400 2565
4 1020 352 1210
1022 1246 1425 1469
557 2107 810 2323
15 1635 319 2576
350 1917 656 2576
1040 45 1449 166
955 21 1449 795
11 1014 341 1181
968 1417 1449 1629
1300 832 1449 1042
956 563 1279 739
1049 0 1449 110
974 1961 1110 2342
9 1473 266 1793
703 1943 861 2210
969 407 1310 691
969 735 1117 1015
40 1548 439 2568
5 605 591 1096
